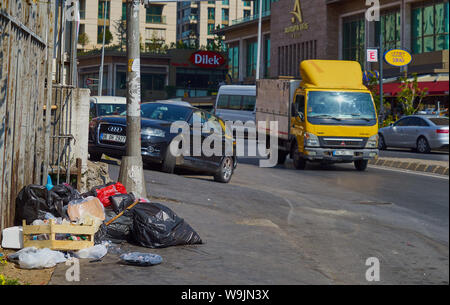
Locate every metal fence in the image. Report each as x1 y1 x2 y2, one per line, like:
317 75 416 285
0 0 60 231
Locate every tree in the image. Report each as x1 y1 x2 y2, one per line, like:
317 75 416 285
114 19 127 52
365 70 391 126
396 73 428 116
78 32 90 50
98 28 113 45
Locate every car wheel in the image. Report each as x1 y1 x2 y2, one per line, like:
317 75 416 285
378 134 386 150
214 157 234 183
161 146 176 174
416 137 431 154
354 160 368 171
292 144 306 170
89 152 102 161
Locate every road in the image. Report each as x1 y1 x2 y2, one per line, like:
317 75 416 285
51 157 449 285
379 148 449 162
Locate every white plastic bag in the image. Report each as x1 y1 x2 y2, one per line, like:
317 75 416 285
74 243 107 259
9 247 67 269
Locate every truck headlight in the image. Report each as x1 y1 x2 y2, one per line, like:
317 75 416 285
305 132 320 147
142 128 165 138
365 134 378 148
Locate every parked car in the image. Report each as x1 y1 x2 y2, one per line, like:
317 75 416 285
90 96 127 120
378 115 449 153
213 85 256 124
88 102 237 183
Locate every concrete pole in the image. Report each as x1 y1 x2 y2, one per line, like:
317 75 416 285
118 0 147 198
255 0 263 80
98 1 108 96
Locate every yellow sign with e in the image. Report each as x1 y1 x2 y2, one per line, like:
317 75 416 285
384 49 412 67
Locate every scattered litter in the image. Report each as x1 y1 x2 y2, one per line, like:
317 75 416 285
67 196 105 222
1 226 23 249
74 243 107 260
8 247 67 269
119 252 162 266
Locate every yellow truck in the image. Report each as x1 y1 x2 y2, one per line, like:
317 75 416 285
255 60 379 171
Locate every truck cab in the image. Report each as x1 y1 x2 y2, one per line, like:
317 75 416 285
256 60 379 171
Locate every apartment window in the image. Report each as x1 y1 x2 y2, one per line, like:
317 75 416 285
146 5 165 24
243 1 251 7
97 25 110 44
222 9 229 21
412 1 449 54
207 39 215 49
342 16 365 66
208 8 215 20
246 41 257 77
376 10 401 50
222 0 229 5
228 44 239 80
98 0 110 20
253 0 275 15
244 9 251 18
122 2 127 20
79 0 86 19
208 23 215 35
208 1 215 4
146 28 166 42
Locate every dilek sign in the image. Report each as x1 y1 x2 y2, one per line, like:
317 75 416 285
384 49 412 67
189 51 225 68
284 0 309 38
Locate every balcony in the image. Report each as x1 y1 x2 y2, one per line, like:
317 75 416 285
231 10 270 26
146 14 166 24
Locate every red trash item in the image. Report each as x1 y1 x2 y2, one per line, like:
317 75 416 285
96 182 127 207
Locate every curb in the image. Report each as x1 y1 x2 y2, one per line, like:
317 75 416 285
369 158 449 175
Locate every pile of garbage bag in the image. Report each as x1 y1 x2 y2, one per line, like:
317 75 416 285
2 180 202 269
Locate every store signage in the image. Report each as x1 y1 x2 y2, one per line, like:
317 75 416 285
384 49 412 67
189 51 225 68
367 49 378 62
284 0 309 36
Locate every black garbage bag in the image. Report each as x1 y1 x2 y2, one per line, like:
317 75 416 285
104 208 133 243
131 202 202 248
15 183 82 225
110 193 136 214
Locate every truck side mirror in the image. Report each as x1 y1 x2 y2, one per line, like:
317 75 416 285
298 112 305 121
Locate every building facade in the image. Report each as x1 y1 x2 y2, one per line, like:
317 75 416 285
78 0 177 50
177 0 254 48
217 0 449 85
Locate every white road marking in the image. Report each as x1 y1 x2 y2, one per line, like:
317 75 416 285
284 198 295 225
369 165 449 180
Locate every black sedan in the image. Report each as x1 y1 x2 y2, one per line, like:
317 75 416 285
88 102 237 183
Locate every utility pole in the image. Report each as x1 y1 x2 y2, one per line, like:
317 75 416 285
118 0 147 198
379 20 384 122
98 0 108 96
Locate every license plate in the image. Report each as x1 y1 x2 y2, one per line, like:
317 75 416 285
101 133 126 143
333 150 354 156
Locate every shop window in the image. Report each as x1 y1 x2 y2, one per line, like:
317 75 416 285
246 41 257 77
228 45 239 80
376 10 401 51
264 37 270 78
141 74 166 91
342 16 365 67
412 1 449 54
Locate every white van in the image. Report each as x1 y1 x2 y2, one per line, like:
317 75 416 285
89 96 127 119
213 85 256 126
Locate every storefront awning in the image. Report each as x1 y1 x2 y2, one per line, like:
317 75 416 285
380 80 449 96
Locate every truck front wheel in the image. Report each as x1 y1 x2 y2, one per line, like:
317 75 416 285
354 160 368 171
292 146 306 170
277 150 288 165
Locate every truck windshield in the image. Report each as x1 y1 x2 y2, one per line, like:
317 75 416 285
307 91 376 123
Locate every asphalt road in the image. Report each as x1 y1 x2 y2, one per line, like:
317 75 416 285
51 157 449 285
379 148 449 161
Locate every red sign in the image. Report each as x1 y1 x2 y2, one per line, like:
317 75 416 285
189 51 225 68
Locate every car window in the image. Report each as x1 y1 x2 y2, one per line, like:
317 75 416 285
229 95 242 110
394 118 409 126
97 103 127 116
295 94 305 115
89 102 96 118
242 96 256 111
204 113 223 134
217 95 229 109
190 111 206 125
417 118 430 127
429 118 449 126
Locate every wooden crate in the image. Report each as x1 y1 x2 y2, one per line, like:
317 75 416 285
22 219 95 251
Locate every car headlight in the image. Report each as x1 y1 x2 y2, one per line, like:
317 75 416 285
305 132 320 147
365 134 378 148
142 128 165 138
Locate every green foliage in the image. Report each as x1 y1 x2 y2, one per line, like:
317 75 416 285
365 71 391 126
114 19 127 52
0 274 21 285
396 73 428 116
78 32 90 49
98 28 113 45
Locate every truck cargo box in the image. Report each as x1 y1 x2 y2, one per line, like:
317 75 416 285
255 79 300 140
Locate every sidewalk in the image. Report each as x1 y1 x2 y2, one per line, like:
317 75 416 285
369 157 449 175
